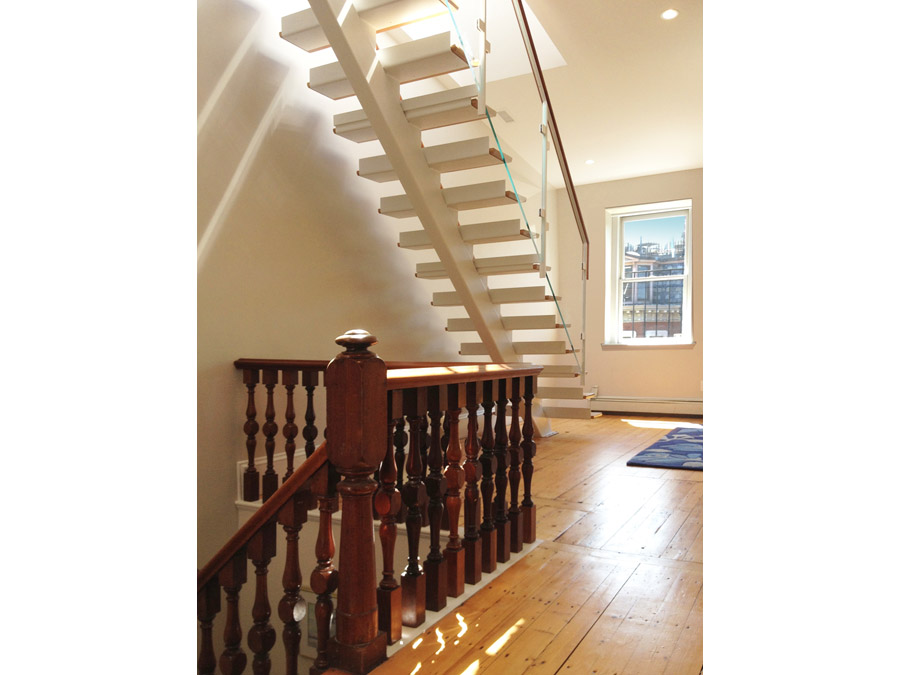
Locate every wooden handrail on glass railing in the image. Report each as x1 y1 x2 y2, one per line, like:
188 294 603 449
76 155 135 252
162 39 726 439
510 0 590 278
203 331 543 674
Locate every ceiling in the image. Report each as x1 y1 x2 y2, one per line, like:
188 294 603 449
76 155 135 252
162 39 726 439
484 0 703 187
278 0 702 188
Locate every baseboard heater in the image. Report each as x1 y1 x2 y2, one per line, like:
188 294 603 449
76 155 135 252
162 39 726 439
590 396 702 416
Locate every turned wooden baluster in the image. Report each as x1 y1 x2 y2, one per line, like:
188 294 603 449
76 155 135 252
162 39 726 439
439 411 453 531
198 579 221 675
277 493 307 675
493 379 512 563
441 413 451 461
282 369 299 481
261 369 280 501
247 521 277 675
219 550 248 675
326 330 388 673
479 380 498 573
442 383 466 597
419 411 431 529
243 369 261 502
424 386 447 612
507 378 524 553
462 381 483 585
393 417 408 524
374 392 403 644
401 387 427 628
302 370 319 459
310 462 340 675
522 376 538 543
300 370 321 510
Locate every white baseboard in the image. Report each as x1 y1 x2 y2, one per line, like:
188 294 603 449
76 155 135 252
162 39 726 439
590 396 702 416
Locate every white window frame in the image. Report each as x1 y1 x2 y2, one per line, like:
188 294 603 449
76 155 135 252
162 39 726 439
604 199 693 346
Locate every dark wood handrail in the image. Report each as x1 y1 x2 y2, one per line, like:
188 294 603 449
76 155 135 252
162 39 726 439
233 358 329 371
197 441 328 591
386 363 543 390
233 358 492 371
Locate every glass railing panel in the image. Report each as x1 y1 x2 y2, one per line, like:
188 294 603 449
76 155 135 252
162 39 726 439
441 0 586 379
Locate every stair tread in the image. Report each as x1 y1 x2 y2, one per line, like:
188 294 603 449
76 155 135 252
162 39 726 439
460 341 578 356
281 0 456 52
536 386 593 400
335 84 491 142
359 137 506 182
309 32 467 100
433 286 557 306
399 219 536 249
447 314 566 332
381 180 521 218
538 365 583 377
416 253 548 279
541 405 596 419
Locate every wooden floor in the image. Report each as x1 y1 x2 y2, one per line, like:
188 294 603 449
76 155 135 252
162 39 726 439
369 414 703 675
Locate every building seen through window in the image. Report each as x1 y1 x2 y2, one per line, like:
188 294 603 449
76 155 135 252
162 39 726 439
620 214 686 339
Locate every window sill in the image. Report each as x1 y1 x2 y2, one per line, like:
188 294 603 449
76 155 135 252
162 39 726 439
601 341 696 350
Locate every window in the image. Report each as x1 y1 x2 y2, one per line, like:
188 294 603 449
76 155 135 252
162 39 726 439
605 199 693 345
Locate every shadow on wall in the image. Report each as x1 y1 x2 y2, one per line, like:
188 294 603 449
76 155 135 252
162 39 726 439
197 0 452 361
197 0 460 562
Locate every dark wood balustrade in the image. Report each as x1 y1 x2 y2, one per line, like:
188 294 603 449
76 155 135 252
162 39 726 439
200 332 541 674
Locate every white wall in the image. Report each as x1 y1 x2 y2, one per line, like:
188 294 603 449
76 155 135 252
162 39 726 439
197 0 462 562
555 169 703 402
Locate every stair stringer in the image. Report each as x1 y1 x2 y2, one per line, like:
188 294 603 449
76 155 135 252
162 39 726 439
309 0 517 364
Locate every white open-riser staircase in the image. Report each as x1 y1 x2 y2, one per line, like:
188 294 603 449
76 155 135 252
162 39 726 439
281 0 592 419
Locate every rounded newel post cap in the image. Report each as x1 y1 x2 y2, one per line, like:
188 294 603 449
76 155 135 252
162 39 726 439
335 329 377 354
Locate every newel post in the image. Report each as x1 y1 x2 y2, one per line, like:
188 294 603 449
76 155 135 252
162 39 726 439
325 330 388 674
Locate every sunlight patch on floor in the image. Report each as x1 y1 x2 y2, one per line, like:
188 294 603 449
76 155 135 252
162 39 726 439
622 418 702 430
459 659 480 675
485 618 526 656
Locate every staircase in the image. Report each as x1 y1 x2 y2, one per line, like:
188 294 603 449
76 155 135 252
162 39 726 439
280 0 593 419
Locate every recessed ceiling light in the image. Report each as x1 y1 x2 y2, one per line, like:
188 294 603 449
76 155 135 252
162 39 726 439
661 9 679 20
585 159 595 165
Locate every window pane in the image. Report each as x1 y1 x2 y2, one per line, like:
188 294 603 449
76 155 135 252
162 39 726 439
623 214 686 280
621 279 684 339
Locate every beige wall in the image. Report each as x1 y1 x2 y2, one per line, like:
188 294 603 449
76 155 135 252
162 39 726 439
197 0 460 562
555 169 702 401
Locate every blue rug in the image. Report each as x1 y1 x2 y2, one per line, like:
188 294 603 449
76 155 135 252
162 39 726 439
627 427 703 471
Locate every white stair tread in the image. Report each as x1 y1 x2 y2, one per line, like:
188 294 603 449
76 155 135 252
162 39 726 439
309 32 467 100
399 219 536 249
459 341 577 356
417 254 546 279
334 84 492 143
536 386 593 400
541 405 595 419
446 315 565 331
380 180 521 218
359 137 507 182
281 0 455 53
538 365 582 378
432 286 556 306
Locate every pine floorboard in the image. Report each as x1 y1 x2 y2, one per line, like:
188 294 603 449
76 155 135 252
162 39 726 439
370 415 703 675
